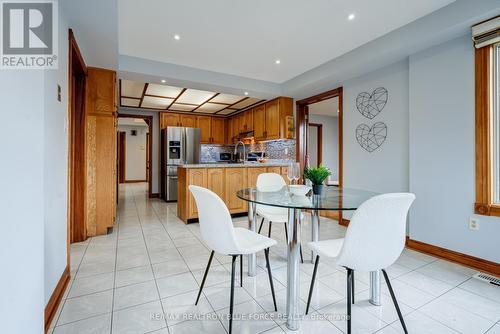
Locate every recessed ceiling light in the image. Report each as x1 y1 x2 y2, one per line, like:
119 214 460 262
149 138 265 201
161 79 166 83
174 34 180 40
244 92 249 96
348 13 355 20
275 59 281 64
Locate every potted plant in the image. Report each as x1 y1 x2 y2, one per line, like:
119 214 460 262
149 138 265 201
303 165 331 195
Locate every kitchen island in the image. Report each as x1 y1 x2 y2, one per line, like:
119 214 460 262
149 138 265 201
177 162 289 223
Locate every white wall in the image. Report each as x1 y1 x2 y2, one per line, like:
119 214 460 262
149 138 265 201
409 35 500 263
0 72 45 333
343 60 410 200
309 114 339 181
118 125 148 181
44 5 70 307
119 108 160 193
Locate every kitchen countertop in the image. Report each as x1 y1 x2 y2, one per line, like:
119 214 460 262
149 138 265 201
180 161 289 168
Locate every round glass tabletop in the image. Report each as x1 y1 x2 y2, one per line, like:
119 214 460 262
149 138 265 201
236 186 378 211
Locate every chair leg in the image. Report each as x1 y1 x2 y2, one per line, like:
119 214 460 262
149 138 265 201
195 250 214 305
240 255 243 287
258 217 265 234
346 268 352 334
284 223 288 240
351 271 355 304
306 255 320 315
300 246 304 264
382 269 408 334
264 248 278 311
268 221 272 238
229 255 237 334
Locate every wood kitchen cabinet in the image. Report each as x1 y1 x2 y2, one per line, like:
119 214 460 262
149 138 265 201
85 67 117 236
197 116 212 143
187 169 207 218
238 109 253 133
207 168 225 199
267 166 281 174
211 117 226 144
253 104 266 141
179 114 196 127
225 168 247 213
160 113 179 129
247 167 267 188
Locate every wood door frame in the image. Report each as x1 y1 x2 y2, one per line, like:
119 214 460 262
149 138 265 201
118 131 126 183
296 88 343 222
68 29 87 245
117 114 154 197
296 87 343 187
308 123 323 166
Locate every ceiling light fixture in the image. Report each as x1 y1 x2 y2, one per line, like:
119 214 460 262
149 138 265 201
244 92 249 96
348 13 355 20
161 79 166 83
174 34 180 40
275 59 281 64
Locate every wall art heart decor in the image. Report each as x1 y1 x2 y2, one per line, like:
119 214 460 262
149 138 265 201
356 87 388 119
356 122 387 152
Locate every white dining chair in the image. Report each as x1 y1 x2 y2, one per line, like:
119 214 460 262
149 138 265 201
256 173 303 263
189 185 278 334
305 193 415 334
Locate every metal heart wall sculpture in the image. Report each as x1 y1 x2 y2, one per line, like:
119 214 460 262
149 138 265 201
356 87 388 119
355 122 387 153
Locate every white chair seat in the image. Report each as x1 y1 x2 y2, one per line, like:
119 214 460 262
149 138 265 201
257 206 304 223
234 228 277 254
308 238 344 258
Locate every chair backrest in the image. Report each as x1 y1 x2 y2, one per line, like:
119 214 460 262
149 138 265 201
336 193 415 272
256 173 286 192
189 185 240 255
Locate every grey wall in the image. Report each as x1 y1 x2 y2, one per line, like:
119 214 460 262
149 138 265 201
119 109 160 194
343 60 410 223
409 35 500 263
43 5 70 307
309 114 339 181
118 125 148 181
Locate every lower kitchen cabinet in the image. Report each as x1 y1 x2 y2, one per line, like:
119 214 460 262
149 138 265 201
178 166 287 222
224 168 247 213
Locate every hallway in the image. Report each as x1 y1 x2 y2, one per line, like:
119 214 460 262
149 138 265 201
48 184 500 334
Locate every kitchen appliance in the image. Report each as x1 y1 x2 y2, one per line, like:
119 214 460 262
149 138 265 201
247 151 267 162
161 127 201 202
217 152 233 162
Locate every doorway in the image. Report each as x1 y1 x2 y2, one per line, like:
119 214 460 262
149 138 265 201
296 88 343 221
117 114 153 197
68 29 87 244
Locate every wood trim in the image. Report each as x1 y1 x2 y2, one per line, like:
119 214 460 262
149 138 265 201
406 237 500 277
475 45 496 216
166 87 187 110
125 179 147 183
118 131 126 183
339 218 350 227
150 193 160 198
44 266 70 332
296 87 344 221
118 114 153 197
138 83 149 108
308 123 323 165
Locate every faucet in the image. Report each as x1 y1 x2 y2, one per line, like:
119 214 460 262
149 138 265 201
234 141 246 163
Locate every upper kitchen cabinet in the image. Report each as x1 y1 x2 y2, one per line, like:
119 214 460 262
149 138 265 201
211 117 226 144
179 114 196 127
197 116 212 143
253 104 266 141
160 113 179 129
238 109 253 133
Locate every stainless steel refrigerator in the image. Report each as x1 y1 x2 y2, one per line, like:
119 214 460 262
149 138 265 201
161 127 201 202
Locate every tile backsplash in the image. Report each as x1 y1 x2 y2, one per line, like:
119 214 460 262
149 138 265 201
201 140 296 162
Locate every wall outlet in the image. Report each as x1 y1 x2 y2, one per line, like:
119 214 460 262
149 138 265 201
469 217 480 231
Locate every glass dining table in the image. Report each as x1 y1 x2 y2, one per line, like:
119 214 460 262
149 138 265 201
237 186 380 331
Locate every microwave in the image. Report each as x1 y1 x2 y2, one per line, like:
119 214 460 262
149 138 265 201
217 152 233 162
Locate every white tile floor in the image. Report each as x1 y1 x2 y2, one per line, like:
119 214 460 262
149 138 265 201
48 183 500 334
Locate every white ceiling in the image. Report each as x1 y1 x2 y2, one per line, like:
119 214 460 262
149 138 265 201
118 0 454 83
309 97 339 117
118 118 148 127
